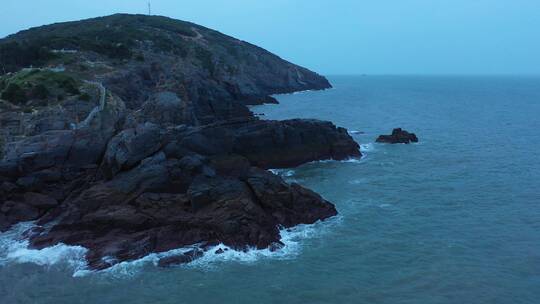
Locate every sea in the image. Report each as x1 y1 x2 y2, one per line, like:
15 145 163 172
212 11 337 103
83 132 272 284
1 75 540 303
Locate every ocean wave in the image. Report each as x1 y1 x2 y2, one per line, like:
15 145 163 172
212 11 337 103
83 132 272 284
283 89 313 95
341 158 363 163
308 157 364 165
269 169 296 177
348 178 366 185
360 143 375 152
87 219 340 277
0 218 340 278
188 222 331 269
0 222 88 273
268 155 368 176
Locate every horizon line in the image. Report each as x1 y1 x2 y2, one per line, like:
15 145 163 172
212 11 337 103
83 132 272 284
323 73 540 77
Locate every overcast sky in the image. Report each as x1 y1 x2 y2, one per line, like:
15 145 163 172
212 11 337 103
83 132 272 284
1 0 539 75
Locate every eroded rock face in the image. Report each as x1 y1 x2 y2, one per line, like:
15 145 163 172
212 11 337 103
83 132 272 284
0 190 58 231
28 156 337 270
102 123 164 177
376 128 419 144
0 14 360 270
132 92 191 126
0 111 355 270
0 110 357 269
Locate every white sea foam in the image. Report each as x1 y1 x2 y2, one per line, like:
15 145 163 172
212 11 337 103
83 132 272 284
268 169 296 178
169 221 333 272
348 178 366 185
310 157 363 165
0 219 339 278
360 143 375 152
89 220 339 277
341 158 363 163
0 222 88 274
269 155 367 177
348 130 364 135
78 247 195 277
290 89 313 95
268 168 279 175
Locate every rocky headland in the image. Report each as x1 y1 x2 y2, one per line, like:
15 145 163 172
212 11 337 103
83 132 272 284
0 14 360 269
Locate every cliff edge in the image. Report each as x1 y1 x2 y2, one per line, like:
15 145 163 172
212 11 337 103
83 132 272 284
0 14 359 269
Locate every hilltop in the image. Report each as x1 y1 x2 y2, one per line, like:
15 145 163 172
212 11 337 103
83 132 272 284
0 14 330 109
0 15 358 270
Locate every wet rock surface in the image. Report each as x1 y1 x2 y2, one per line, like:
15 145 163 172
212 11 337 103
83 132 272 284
0 14 360 270
376 128 419 144
4 116 351 269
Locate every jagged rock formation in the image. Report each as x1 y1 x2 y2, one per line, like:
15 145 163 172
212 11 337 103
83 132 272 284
376 128 419 144
0 14 360 269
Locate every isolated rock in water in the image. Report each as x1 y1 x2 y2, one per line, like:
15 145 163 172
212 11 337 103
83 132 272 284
376 128 419 144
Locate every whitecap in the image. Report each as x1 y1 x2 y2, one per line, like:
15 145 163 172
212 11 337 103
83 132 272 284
81 247 195 278
360 143 375 152
0 222 88 274
191 219 341 272
341 158 363 163
268 169 295 177
309 157 363 165
95 218 341 277
348 179 366 185
283 170 295 177
268 169 280 175
0 218 340 278
290 89 313 95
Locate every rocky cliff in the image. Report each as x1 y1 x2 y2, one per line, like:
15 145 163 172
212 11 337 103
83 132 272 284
0 14 359 269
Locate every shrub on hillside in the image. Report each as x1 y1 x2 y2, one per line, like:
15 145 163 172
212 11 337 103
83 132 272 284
30 84 50 99
1 83 26 103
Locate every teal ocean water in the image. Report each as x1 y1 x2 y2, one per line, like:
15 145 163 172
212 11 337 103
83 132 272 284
1 76 540 303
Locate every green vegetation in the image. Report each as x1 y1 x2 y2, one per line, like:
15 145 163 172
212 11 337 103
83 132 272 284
194 46 215 75
135 54 145 62
0 41 55 74
30 84 50 99
136 15 197 37
1 83 26 103
0 134 4 159
152 36 189 57
79 92 91 101
0 69 81 104
0 14 199 73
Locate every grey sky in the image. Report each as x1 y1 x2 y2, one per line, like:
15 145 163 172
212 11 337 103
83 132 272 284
1 0 539 75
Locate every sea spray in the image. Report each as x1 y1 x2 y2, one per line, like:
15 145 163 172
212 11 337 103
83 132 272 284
0 222 88 273
0 218 342 278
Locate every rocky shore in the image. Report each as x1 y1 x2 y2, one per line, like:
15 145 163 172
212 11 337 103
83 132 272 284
0 14 360 269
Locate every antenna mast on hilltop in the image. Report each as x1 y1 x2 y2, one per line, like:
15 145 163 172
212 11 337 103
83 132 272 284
147 1 152 15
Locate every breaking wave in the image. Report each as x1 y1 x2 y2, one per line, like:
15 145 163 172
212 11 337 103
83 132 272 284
0 222 87 274
360 143 375 152
0 218 340 278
